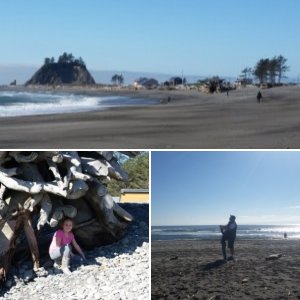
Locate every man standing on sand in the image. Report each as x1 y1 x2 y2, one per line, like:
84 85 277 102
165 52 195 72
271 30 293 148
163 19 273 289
220 215 237 261
257 91 262 103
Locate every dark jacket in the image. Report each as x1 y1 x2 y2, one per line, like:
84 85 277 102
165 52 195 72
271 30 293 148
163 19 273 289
224 221 237 240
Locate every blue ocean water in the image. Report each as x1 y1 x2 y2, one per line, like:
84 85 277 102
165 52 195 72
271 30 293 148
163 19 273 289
0 90 158 117
151 225 300 241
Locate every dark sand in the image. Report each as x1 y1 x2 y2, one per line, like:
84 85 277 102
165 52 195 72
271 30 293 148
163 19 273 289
151 239 300 300
1 86 300 148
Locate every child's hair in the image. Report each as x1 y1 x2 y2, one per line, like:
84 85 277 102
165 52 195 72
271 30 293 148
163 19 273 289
59 217 74 229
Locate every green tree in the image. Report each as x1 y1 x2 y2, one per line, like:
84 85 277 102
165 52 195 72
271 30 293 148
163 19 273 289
268 57 278 84
111 74 118 85
118 74 124 85
276 55 289 84
240 67 252 86
106 153 149 196
58 52 69 64
252 55 289 85
111 74 124 86
253 58 269 84
247 67 252 80
78 57 85 66
44 57 51 65
67 53 74 63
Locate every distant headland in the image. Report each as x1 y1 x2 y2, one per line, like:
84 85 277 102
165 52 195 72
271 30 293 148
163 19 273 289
25 53 95 85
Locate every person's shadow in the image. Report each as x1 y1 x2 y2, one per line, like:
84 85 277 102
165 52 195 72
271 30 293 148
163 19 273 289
203 259 226 271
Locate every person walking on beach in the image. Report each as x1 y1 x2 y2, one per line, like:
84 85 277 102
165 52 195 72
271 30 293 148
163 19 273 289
220 215 237 261
49 218 86 274
257 91 262 103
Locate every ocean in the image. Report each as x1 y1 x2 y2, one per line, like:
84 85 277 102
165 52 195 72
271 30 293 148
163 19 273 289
0 90 158 117
151 225 300 241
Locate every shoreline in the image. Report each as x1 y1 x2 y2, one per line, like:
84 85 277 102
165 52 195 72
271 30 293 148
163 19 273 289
0 92 160 119
152 239 300 299
1 85 300 148
152 237 299 242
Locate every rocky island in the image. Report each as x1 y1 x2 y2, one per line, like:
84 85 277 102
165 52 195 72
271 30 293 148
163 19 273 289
26 53 95 85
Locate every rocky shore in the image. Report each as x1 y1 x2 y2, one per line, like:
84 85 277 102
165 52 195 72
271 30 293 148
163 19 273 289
0 204 149 300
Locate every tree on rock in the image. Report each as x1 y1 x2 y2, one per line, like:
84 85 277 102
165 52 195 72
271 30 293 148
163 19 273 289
44 57 51 65
26 53 95 85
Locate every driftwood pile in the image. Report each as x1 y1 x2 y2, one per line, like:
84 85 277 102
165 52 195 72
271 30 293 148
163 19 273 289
198 77 235 94
0 151 137 282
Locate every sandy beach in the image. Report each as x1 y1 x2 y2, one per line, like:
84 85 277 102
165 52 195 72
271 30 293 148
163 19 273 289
151 239 300 299
1 86 300 148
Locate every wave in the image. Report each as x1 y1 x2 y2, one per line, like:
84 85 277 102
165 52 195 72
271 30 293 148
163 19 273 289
0 91 62 99
152 225 300 241
0 91 158 117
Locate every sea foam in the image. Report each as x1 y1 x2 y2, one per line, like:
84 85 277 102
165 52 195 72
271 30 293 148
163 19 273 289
0 91 157 117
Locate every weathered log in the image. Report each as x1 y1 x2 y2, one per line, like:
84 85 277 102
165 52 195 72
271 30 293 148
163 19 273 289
265 254 282 260
9 151 39 163
0 191 37 279
22 211 39 271
0 166 20 177
46 159 67 190
81 157 110 177
37 151 63 163
108 157 129 181
0 152 8 161
0 172 67 197
0 218 23 281
49 205 77 227
85 180 132 237
37 194 52 230
23 193 43 212
98 151 114 161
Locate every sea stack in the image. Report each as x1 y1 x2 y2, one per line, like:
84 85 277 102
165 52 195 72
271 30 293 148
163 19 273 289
26 53 95 85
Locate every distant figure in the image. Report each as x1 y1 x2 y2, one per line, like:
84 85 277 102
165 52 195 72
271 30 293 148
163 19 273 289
257 91 262 103
226 88 229 97
167 96 171 103
220 215 237 261
284 232 287 239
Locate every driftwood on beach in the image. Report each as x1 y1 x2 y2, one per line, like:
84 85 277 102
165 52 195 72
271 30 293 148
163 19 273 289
0 151 137 282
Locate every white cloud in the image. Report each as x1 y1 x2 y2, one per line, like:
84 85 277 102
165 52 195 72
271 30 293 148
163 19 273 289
288 205 300 209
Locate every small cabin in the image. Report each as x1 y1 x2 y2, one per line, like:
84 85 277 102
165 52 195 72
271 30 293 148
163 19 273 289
120 189 149 203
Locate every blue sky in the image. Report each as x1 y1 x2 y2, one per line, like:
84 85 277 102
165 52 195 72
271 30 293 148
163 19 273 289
152 151 300 225
0 0 299 78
